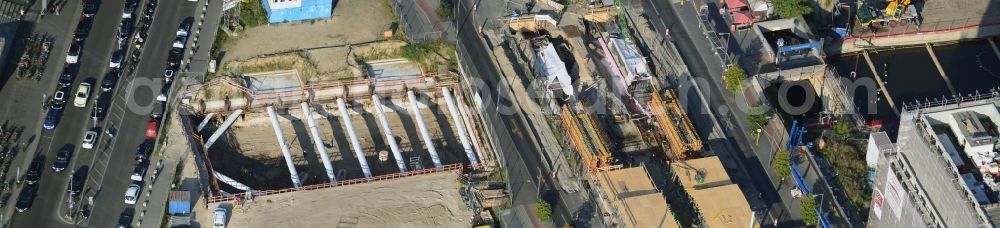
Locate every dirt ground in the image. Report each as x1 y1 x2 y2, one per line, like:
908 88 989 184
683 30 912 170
212 172 472 228
221 0 392 63
920 0 1000 24
202 96 467 190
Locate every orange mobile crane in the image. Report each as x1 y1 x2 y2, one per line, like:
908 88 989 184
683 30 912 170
649 89 703 159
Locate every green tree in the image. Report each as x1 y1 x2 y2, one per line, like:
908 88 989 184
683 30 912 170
535 199 553 221
832 121 853 139
747 105 772 129
773 0 814 19
800 195 819 226
436 1 454 20
723 64 746 94
774 149 792 179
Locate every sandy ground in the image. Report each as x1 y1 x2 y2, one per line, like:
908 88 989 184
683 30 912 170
219 172 473 228
222 0 392 62
203 96 467 189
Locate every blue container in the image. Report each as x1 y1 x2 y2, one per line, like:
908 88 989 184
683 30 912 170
168 191 191 215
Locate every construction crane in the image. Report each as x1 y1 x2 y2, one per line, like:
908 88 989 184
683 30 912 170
857 0 919 28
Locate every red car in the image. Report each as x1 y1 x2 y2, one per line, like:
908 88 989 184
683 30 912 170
145 119 158 138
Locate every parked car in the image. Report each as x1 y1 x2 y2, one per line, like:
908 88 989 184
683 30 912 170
172 36 187 49
168 48 183 66
156 86 168 102
50 99 65 110
52 146 72 172
124 184 140 204
176 18 192 37
82 130 98 149
102 70 119 92
43 108 60 130
163 69 174 83
15 184 37 212
73 24 90 42
109 51 124 68
74 82 91 107
68 169 85 195
66 42 81 64
214 207 227 228
136 139 153 162
150 103 163 119
122 1 136 18
59 67 75 88
130 165 146 181
54 90 66 101
92 96 109 121
145 119 158 138
117 210 133 228
25 156 44 184
82 1 98 17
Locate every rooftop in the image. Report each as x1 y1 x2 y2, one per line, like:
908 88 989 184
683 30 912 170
688 184 753 228
868 97 1000 227
670 156 731 189
668 157 751 228
597 166 678 228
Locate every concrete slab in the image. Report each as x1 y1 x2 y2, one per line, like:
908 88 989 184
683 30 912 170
244 70 304 94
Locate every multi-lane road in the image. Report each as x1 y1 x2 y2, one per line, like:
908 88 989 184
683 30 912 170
3 0 196 227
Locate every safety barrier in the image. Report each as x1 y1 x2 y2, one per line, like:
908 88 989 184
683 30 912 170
206 163 475 203
845 18 1000 43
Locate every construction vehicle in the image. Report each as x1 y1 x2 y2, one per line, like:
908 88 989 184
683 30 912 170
649 89 703 159
560 106 614 173
857 0 920 29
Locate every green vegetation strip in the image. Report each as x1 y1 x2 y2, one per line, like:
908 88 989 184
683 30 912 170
239 0 268 27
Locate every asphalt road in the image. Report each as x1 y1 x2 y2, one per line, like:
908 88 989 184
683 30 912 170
5 0 194 226
8 0 129 226
454 0 575 227
641 0 800 226
83 0 195 226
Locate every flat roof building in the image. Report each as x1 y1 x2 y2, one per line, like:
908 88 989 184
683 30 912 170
596 166 678 228
867 96 1000 227
261 0 334 24
669 157 753 228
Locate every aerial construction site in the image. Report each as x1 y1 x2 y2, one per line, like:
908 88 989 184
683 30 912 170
493 1 750 227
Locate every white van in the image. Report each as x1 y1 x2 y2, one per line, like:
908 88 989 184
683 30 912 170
124 184 140 204
213 207 227 228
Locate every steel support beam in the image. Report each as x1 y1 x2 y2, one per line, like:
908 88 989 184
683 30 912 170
339 98 373 178
204 109 243 149
196 113 216 132
267 106 302 188
301 102 337 182
372 95 407 173
214 172 253 192
407 91 442 168
442 87 478 166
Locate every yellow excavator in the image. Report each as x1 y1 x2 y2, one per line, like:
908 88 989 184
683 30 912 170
858 0 920 28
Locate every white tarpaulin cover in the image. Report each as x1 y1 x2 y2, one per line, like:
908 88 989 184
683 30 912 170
609 38 650 84
534 43 574 97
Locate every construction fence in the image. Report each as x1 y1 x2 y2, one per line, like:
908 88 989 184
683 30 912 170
847 16 1000 43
